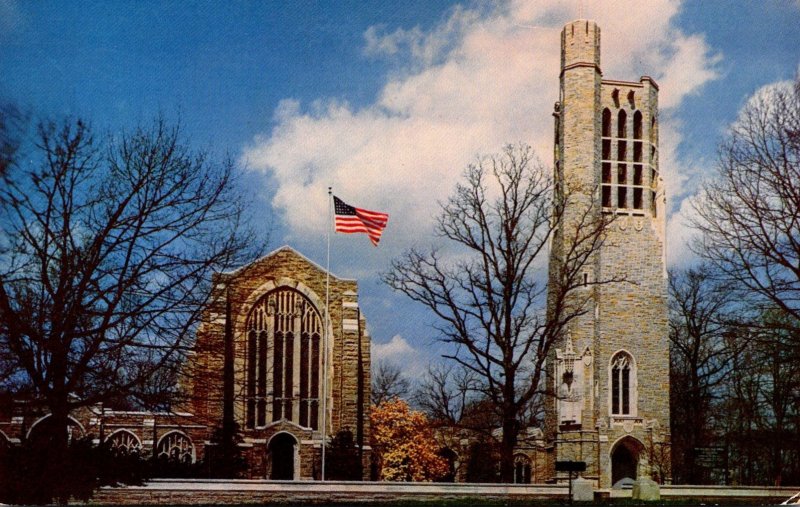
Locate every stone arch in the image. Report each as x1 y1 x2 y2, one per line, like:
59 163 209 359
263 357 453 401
156 430 195 463
633 110 643 140
438 447 458 482
602 108 612 138
513 453 532 484
26 414 85 441
237 278 325 332
0 429 10 452
267 431 298 480
106 429 142 456
617 109 627 138
235 278 330 429
610 435 644 486
608 349 638 416
243 286 324 430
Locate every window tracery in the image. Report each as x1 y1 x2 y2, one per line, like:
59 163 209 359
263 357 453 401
245 287 322 429
610 351 636 416
157 431 194 463
514 454 532 484
107 430 141 456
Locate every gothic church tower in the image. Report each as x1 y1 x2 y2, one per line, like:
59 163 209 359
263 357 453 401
546 20 670 487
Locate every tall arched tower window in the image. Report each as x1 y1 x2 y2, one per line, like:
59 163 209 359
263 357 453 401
245 287 323 430
632 110 644 210
610 351 636 416
601 108 612 208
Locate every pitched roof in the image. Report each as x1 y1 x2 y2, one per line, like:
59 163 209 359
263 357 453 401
221 244 355 282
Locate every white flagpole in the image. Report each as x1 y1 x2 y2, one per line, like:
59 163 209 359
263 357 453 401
321 186 332 481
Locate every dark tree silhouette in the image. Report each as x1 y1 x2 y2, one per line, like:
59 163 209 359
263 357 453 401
324 429 362 481
668 265 739 484
692 77 800 330
413 362 478 426
371 360 411 406
0 117 255 502
384 144 613 482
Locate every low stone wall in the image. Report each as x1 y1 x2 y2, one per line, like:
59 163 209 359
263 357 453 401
661 484 797 503
90 479 799 505
602 484 796 504
91 480 568 505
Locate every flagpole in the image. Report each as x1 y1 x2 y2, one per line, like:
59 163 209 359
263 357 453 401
321 186 332 481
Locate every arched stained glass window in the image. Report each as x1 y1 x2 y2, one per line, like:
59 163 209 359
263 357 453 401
157 431 194 463
107 430 142 456
514 454 532 484
245 287 322 429
610 351 636 416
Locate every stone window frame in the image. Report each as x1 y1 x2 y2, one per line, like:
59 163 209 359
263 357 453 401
608 350 638 417
513 453 532 484
601 101 653 217
244 286 323 431
156 430 195 463
26 414 85 443
106 429 143 456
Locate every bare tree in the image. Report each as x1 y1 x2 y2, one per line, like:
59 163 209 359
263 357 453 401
414 362 479 426
0 117 255 501
692 77 800 329
383 144 612 482
0 104 25 179
371 360 411 406
716 309 800 486
668 265 740 483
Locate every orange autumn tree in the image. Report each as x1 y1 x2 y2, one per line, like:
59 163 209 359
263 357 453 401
370 398 449 481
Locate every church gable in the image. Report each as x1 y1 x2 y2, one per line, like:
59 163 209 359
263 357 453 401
182 244 371 479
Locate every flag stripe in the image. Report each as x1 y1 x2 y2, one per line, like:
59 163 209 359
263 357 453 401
333 196 389 246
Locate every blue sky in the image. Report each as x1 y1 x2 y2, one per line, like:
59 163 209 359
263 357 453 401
2 0 799 378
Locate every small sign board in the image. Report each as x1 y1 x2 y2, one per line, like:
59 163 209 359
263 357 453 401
555 460 587 473
694 447 725 468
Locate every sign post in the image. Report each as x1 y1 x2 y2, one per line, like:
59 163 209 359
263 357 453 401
555 460 587 504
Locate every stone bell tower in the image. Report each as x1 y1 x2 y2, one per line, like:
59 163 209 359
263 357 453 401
545 19 670 488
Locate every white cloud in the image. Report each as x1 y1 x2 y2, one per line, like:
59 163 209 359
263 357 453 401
665 76 798 269
372 334 415 363
371 334 428 379
666 194 702 269
242 0 722 272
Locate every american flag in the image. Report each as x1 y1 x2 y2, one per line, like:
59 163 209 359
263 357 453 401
333 196 389 246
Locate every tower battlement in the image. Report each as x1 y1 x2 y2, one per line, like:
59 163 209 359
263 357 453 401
546 19 671 488
561 20 601 72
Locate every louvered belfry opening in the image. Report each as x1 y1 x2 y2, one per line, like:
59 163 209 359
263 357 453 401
244 287 322 430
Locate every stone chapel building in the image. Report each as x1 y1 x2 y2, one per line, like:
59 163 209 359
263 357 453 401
0 19 670 487
0 246 372 481
544 20 671 487
182 245 372 479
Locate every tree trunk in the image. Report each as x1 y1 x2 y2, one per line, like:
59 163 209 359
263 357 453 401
47 393 71 504
500 412 519 483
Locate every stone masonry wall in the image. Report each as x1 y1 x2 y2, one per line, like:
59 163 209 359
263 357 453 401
547 19 670 487
183 246 372 479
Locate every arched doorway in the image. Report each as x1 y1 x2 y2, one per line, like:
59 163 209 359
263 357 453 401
611 436 643 486
269 432 297 480
437 447 457 482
